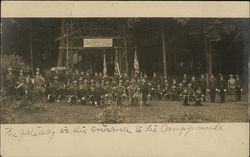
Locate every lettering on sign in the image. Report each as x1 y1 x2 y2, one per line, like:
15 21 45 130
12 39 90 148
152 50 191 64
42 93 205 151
83 38 113 47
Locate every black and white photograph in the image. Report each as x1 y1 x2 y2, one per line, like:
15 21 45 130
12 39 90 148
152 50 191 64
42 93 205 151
1 18 249 124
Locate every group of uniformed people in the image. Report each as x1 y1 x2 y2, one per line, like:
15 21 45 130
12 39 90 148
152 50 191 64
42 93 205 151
3 66 244 107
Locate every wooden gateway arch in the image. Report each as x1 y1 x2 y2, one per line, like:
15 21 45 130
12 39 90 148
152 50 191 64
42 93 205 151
56 19 134 75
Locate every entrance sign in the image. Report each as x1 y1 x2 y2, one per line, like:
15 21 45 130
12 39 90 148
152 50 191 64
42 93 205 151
83 38 113 47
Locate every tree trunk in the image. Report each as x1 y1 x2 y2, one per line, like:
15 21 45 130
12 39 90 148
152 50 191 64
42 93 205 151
29 21 34 75
207 41 213 75
161 21 167 79
57 19 65 67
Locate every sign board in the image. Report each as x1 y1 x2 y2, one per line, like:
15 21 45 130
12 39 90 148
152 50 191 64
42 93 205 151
83 38 113 47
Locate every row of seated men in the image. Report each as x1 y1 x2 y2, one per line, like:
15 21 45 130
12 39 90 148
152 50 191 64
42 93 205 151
4 67 244 106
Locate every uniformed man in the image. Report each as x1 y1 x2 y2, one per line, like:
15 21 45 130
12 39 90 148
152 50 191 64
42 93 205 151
33 68 46 101
140 79 151 106
227 74 236 101
93 81 104 107
208 74 217 103
103 80 113 106
181 83 195 106
23 74 34 100
114 80 127 107
177 83 183 101
88 79 96 105
199 74 207 96
128 79 140 106
67 80 78 104
47 76 60 102
190 76 198 91
16 69 26 99
235 74 242 101
182 73 188 88
170 79 178 101
151 72 158 100
161 79 170 100
194 87 205 106
5 67 16 99
217 75 226 103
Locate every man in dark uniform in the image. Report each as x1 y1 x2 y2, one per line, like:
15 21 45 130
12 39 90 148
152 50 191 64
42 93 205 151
161 79 170 100
94 81 104 107
208 74 217 103
33 68 46 102
151 72 159 100
67 80 78 104
5 67 16 99
181 83 195 106
16 69 26 99
227 74 236 101
128 79 140 106
88 79 96 105
182 73 188 88
194 87 205 106
190 76 198 91
140 79 150 106
199 74 207 96
217 75 226 103
235 74 242 101
170 79 178 101
114 80 126 107
103 80 113 106
177 83 183 101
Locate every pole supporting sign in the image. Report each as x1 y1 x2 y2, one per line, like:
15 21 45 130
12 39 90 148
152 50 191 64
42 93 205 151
83 38 113 47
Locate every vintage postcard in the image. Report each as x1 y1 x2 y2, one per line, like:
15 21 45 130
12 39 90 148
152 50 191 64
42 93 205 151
1 1 249 157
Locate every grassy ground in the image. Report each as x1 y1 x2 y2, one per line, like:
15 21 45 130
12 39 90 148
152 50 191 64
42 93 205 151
1 94 248 123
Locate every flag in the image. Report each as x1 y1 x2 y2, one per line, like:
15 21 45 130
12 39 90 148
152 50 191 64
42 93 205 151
134 48 140 75
115 49 121 77
103 52 107 77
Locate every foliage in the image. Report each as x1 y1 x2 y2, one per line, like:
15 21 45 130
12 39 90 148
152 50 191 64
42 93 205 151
1 54 31 75
204 19 236 42
97 105 127 123
175 18 190 25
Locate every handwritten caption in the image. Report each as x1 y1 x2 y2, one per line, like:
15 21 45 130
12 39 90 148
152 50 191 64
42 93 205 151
3 123 223 143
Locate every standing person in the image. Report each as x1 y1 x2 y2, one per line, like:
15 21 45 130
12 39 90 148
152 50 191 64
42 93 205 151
33 68 45 102
194 87 205 106
151 72 158 100
16 69 26 99
190 76 198 91
208 74 217 103
161 79 170 100
227 74 236 101
103 80 113 106
235 74 242 101
114 80 126 107
140 79 151 106
182 73 188 88
94 81 104 107
128 79 140 106
217 75 226 103
5 67 16 99
170 79 178 101
199 74 207 96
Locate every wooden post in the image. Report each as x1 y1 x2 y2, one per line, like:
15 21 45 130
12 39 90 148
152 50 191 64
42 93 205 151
66 20 69 68
57 19 65 67
161 21 167 79
123 23 128 74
